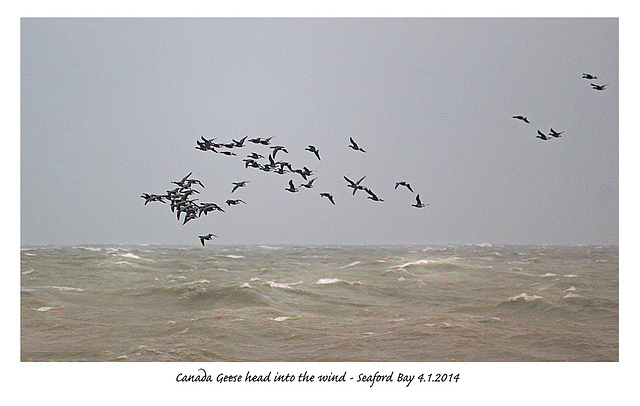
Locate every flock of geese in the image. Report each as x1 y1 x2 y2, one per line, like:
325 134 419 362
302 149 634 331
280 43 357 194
142 135 427 245
512 73 607 140
142 72 609 245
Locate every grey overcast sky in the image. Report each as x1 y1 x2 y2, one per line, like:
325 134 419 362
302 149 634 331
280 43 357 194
20 17 618 246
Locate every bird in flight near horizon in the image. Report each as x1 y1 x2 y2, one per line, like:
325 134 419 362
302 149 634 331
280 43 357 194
198 233 218 246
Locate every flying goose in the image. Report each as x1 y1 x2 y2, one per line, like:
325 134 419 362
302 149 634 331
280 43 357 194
199 233 218 246
348 137 366 152
395 181 414 193
412 194 427 208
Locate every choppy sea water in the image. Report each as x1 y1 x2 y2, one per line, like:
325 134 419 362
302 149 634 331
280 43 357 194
20 245 618 362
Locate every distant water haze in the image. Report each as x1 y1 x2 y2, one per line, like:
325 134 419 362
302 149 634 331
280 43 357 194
20 18 618 246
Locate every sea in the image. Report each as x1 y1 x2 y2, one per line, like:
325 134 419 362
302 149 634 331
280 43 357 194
20 244 618 362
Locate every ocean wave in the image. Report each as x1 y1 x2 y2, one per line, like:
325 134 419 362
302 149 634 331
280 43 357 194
340 261 361 269
137 283 270 309
505 293 544 303
393 257 463 271
272 316 293 322
315 278 362 286
27 285 84 292
264 281 302 289
34 306 57 312
73 246 103 252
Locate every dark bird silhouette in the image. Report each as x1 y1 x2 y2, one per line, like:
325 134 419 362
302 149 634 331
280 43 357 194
536 130 550 140
183 178 204 189
232 136 247 147
582 73 598 79
285 179 299 193
412 194 427 208
226 199 246 206
270 145 288 159
348 137 366 152
591 83 608 91
243 158 260 168
292 166 313 180
395 181 414 193
218 150 237 156
512 116 530 124
171 172 193 188
182 211 199 225
549 128 564 138
140 193 166 205
231 181 249 193
305 145 321 160
344 175 367 195
199 233 218 246
320 192 335 205
198 202 225 216
300 178 316 189
364 188 384 202
247 152 264 160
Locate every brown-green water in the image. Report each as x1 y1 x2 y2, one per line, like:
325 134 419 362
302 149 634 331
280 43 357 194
21 244 618 362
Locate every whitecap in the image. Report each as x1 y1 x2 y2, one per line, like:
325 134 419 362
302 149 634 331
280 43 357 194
316 278 362 286
241 283 252 288
540 273 557 278
250 277 260 282
36 286 84 292
563 274 579 278
316 278 341 284
120 253 141 259
265 281 302 289
21 269 36 275
505 293 543 302
35 306 55 312
394 257 461 269
75 246 102 252
224 255 245 259
564 286 577 292
340 261 361 269
272 316 291 322
182 279 210 285
563 292 580 299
